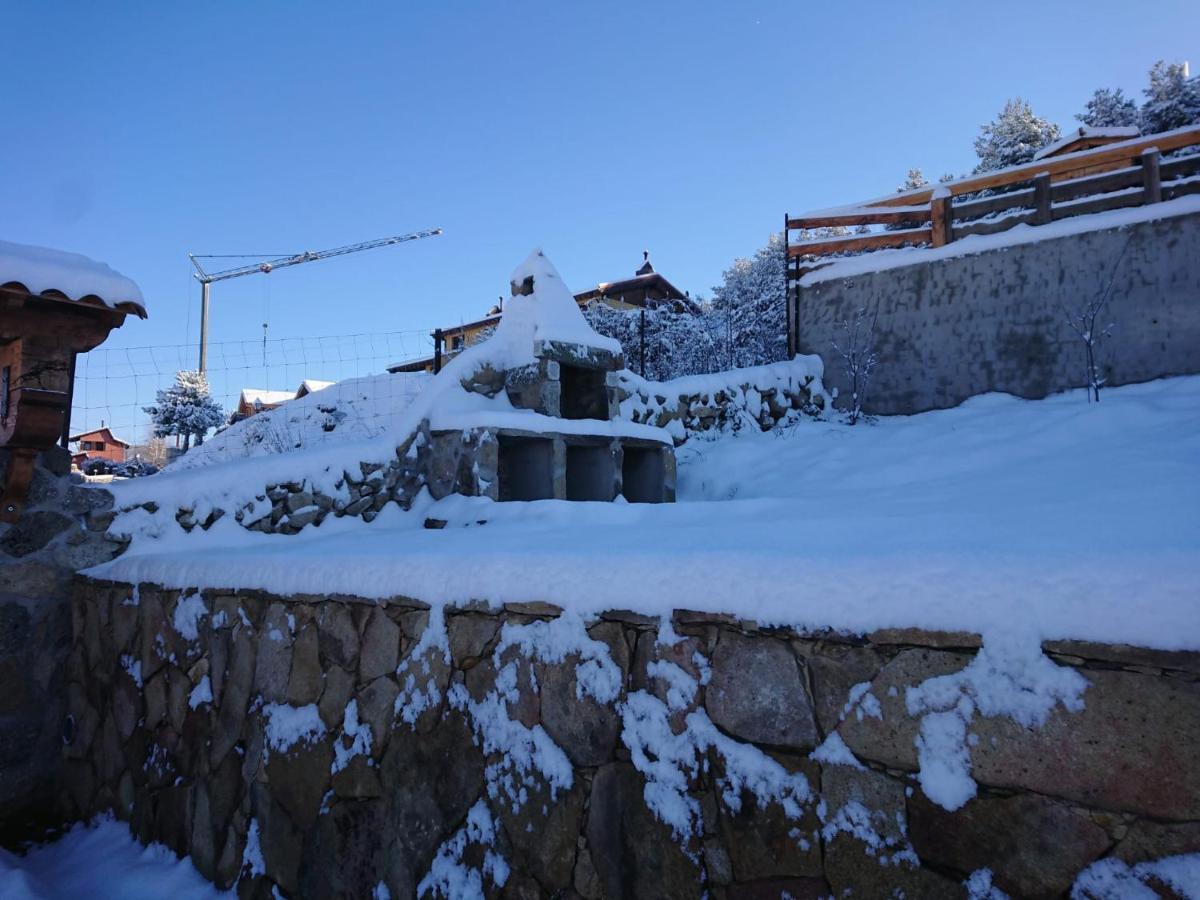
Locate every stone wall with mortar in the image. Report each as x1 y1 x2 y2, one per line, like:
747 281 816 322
64 577 1200 899
0 448 126 841
797 209 1200 415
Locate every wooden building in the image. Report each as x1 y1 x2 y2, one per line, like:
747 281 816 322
389 253 689 374
70 426 130 464
1 240 146 519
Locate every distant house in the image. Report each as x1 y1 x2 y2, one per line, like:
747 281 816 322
388 252 689 373
70 427 130 464
1034 125 1141 161
235 380 336 420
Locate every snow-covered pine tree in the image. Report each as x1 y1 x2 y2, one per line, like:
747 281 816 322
897 168 929 192
972 98 1061 172
1141 61 1200 134
709 233 789 370
1076 87 1141 129
143 370 225 450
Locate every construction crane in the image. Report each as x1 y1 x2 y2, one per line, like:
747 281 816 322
187 227 443 373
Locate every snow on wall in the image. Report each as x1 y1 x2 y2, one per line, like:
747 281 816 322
0 239 146 315
62 582 1200 898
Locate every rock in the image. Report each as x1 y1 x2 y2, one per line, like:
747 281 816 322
586 762 704 900
317 603 359 669
153 783 193 858
573 846 602 900
264 735 334 831
380 712 485 898
253 605 294 703
821 764 908 849
705 631 818 750
356 675 400 759
211 626 256 768
191 782 216 881
836 648 968 770
285 491 313 513
1042 639 1200 675
287 625 322 705
497 778 586 891
331 755 383 799
968 668 1200 820
824 833 961 900
1113 820 1200 864
447 613 500 666
0 511 74 557
0 603 32 655
908 790 1110 899
298 797 388 898
464 651 539 729
726 879 830 900
798 641 886 736
719 756 822 880
359 607 400 682
504 601 563 618
540 654 621 768
868 628 981 649
253 784 304 895
318 665 355 731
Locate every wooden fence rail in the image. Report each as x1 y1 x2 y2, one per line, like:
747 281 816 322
785 124 1200 274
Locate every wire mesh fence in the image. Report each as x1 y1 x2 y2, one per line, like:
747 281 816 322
70 329 437 468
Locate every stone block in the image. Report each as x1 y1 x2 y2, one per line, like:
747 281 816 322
540 654 621 768
497 777 586 891
447 613 500 667
705 631 818 750
298 797 388 898
799 641 886 736
359 607 400 682
720 755 822 880
908 790 1110 899
1113 819 1200 865
317 603 359 669
264 737 334 831
286 624 322 705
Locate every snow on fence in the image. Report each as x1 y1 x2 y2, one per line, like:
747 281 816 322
69 329 433 464
784 124 1200 285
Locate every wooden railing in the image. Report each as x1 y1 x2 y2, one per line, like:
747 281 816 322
784 124 1200 278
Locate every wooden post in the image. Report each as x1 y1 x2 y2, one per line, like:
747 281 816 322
1033 172 1052 225
784 216 795 358
930 191 952 247
433 329 443 374
1141 148 1162 204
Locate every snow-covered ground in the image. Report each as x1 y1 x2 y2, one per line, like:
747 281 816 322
170 370 429 471
94 375 1200 651
0 817 227 899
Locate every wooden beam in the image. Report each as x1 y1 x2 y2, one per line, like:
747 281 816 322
787 207 930 229
788 227 931 258
834 125 1200 210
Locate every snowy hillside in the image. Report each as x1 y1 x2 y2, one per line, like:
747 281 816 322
96 376 1200 651
170 370 429 471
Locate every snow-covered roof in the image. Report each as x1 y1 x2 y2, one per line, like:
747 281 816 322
1033 126 1141 160
296 379 335 395
0 239 146 317
239 389 295 408
491 249 622 362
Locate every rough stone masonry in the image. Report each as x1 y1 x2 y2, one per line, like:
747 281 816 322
63 579 1200 899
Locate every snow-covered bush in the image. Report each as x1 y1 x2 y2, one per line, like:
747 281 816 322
142 370 224 450
973 98 1061 172
82 456 159 478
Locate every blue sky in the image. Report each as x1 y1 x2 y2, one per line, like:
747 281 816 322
2 1 1196 437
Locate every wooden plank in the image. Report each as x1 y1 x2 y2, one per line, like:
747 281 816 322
838 125 1200 209
1052 190 1144 221
930 194 951 247
1163 178 1200 200
1051 164 1142 202
1161 152 1200 181
788 227 931 259
952 187 1035 221
952 211 1037 239
1033 172 1052 225
787 207 930 229
1141 148 1162 204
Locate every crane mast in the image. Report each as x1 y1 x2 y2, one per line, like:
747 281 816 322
187 227 443 373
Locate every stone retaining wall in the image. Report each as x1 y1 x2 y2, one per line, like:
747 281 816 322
64 578 1200 898
797 208 1200 415
0 448 126 842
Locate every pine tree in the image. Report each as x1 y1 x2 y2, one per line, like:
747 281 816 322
897 168 929 192
973 98 1061 172
1076 87 1140 129
143 370 225 450
709 233 789 370
1141 61 1200 133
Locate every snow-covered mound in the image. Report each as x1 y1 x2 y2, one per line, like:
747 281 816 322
0 239 146 315
170 371 430 471
95 376 1200 652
